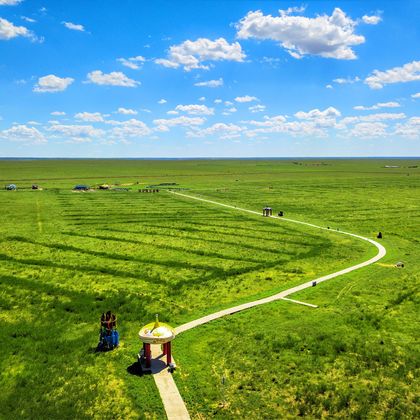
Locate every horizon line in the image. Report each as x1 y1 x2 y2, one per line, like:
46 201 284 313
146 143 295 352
1 156 420 160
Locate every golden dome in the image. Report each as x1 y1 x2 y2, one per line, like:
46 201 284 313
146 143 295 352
139 314 176 344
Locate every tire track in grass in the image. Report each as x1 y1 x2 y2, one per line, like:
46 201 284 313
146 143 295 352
148 190 387 420
36 199 43 233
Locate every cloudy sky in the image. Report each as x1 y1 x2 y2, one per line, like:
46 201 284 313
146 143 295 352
0 0 419 157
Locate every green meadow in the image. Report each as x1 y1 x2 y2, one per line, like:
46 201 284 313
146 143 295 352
0 159 419 419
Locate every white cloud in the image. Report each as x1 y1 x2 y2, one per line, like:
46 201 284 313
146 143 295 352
111 119 151 138
116 107 138 115
249 104 266 113
338 113 406 128
75 112 104 122
365 61 420 89
326 84 333 89
154 59 179 69
236 8 366 60
187 123 243 139
353 101 400 111
86 70 140 87
244 115 328 138
245 115 287 127
167 110 178 115
102 120 122 126
155 37 245 71
394 117 420 139
194 78 223 88
33 74 74 93
295 107 341 120
283 6 307 15
350 122 388 138
117 56 145 70
46 124 104 141
198 96 206 102
362 15 381 25
21 16 36 23
0 17 35 40
214 99 223 104
358 112 406 121
62 21 85 32
158 99 167 104
153 116 205 131
51 111 66 116
175 104 214 115
235 95 258 103
293 107 341 129
0 124 46 144
0 0 23 5
260 56 282 67
412 92 420 99
333 76 360 84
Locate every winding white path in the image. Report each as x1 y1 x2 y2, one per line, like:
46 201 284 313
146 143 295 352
152 190 386 419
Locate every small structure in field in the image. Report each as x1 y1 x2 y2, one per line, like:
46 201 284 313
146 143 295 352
278 211 284 217
139 188 159 193
5 184 17 191
395 261 404 268
73 184 90 191
98 184 110 190
263 207 272 217
377 232 383 239
138 314 176 370
32 184 40 190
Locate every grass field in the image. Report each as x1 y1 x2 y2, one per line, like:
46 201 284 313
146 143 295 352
0 158 419 419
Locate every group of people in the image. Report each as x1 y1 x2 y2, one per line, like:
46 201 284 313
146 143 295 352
98 311 119 351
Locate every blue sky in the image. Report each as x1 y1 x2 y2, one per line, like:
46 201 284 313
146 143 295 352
0 0 419 157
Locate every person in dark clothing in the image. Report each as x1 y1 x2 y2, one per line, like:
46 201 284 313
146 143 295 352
105 311 112 335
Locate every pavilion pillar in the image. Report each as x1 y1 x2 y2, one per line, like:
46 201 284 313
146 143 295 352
166 342 172 365
163 342 167 355
144 343 151 368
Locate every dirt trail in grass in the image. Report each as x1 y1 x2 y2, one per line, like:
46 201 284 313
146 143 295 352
152 190 386 419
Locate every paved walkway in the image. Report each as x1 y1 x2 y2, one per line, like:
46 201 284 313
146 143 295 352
150 345 190 420
281 297 318 308
169 191 386 331
151 190 387 418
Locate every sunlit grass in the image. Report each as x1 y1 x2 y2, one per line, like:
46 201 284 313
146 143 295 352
0 158 418 418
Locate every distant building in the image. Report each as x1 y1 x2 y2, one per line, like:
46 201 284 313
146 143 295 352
73 185 90 191
6 184 17 190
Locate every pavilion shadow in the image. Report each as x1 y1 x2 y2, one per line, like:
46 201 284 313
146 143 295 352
127 361 148 377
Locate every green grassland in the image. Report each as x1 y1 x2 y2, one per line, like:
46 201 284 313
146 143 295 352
0 158 419 419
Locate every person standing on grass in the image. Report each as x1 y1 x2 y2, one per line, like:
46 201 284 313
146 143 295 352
106 311 113 335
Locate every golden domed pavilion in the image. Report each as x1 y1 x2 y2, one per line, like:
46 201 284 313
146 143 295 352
139 315 176 368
